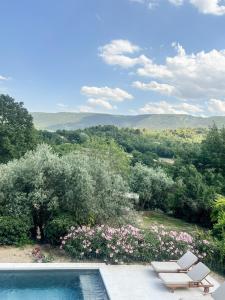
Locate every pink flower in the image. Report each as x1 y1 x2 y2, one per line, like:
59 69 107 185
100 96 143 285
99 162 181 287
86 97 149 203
203 240 210 245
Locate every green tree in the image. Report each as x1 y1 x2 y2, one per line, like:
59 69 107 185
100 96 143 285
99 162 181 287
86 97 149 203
0 94 36 163
0 144 131 240
130 163 174 210
131 150 158 167
200 125 225 175
54 136 131 178
170 164 215 227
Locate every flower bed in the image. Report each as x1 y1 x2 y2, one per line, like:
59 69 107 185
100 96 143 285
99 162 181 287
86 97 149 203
148 225 213 261
61 224 152 264
61 224 219 270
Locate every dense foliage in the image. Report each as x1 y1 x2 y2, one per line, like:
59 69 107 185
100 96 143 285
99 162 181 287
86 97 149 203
38 126 205 161
130 163 174 210
169 164 215 226
0 94 36 163
44 215 77 245
54 125 223 229
200 125 225 177
0 217 30 245
212 195 225 239
54 137 130 178
0 144 131 241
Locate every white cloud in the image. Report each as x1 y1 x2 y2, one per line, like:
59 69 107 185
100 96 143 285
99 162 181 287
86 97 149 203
168 0 183 5
100 40 225 104
137 61 172 78
139 101 203 115
81 86 133 102
101 40 225 101
190 0 225 16
129 0 145 3
171 0 225 16
208 98 225 115
81 85 132 111
87 98 116 110
129 0 225 15
0 75 8 81
133 80 176 95
129 0 158 9
57 103 68 108
99 39 150 68
137 43 225 100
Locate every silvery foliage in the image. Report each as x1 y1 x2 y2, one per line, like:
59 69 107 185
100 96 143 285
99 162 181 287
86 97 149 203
0 144 132 226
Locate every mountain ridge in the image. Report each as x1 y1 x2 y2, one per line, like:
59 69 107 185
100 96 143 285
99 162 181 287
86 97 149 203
31 112 225 131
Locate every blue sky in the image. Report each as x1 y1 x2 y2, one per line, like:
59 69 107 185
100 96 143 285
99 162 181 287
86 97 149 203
1 0 225 115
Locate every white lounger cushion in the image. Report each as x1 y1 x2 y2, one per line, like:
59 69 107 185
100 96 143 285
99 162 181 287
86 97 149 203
177 251 198 269
159 262 210 286
159 272 193 285
151 261 181 273
152 251 198 273
187 262 210 282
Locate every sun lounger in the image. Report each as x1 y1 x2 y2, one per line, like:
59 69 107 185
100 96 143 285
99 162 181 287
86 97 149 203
179 281 225 300
159 262 213 293
151 251 198 273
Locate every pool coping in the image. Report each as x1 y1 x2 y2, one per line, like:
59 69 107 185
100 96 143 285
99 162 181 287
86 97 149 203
0 263 111 299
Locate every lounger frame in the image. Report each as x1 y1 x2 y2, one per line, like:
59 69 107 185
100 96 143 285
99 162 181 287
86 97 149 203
166 276 213 293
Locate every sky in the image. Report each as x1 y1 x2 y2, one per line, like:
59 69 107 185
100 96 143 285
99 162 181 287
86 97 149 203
1 0 225 116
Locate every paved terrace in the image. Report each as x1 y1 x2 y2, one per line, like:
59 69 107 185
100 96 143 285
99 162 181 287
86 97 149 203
0 263 220 300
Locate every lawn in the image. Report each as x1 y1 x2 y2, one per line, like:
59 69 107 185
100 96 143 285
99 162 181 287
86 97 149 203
138 211 203 233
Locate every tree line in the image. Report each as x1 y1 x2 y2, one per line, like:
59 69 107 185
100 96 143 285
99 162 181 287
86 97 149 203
0 94 225 247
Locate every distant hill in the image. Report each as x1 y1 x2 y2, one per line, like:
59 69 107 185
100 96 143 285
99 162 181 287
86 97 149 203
31 112 225 131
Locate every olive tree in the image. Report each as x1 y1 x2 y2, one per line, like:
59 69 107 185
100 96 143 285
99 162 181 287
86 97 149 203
0 144 132 240
130 163 174 210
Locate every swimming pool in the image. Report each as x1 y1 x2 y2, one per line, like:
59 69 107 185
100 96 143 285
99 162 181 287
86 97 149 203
0 269 109 299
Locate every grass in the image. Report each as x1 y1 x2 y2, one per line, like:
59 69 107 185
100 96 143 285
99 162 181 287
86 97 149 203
138 211 203 233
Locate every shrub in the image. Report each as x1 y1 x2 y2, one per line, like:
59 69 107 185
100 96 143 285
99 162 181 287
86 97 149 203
0 216 30 245
213 214 225 239
44 215 77 245
61 224 154 264
211 195 225 238
61 223 225 274
148 225 214 262
214 239 225 274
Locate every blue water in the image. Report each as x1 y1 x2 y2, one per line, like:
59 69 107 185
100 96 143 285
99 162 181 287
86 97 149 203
0 270 109 300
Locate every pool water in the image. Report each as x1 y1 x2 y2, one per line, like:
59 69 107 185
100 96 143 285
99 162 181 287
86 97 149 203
0 269 109 300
